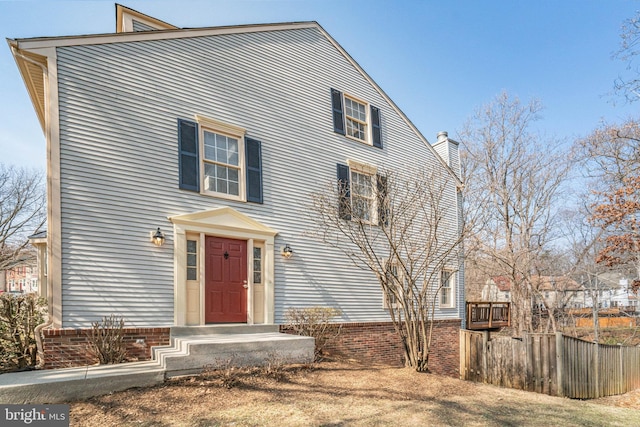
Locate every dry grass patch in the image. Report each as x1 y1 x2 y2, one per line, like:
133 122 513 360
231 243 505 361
70 361 640 426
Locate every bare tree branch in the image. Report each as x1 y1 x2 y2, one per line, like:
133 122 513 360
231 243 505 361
0 164 46 270
308 166 465 372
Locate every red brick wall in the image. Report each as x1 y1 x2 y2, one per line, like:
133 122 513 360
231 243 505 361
282 319 461 377
42 327 170 369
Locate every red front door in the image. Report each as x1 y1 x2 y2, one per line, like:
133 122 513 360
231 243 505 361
205 236 247 323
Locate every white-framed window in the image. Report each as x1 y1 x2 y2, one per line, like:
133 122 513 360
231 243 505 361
178 116 263 203
344 95 368 142
351 170 375 223
331 89 382 148
337 160 382 224
202 131 243 198
440 270 455 308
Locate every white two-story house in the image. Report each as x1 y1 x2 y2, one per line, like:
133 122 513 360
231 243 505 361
9 4 464 375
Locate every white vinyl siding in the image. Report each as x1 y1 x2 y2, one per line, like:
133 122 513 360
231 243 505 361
55 26 463 327
132 20 158 32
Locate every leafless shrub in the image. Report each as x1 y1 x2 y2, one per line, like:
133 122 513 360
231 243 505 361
261 351 287 381
284 307 342 361
203 357 243 389
0 293 47 372
86 315 127 364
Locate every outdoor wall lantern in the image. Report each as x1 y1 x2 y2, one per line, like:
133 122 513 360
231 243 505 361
281 244 293 259
151 227 165 246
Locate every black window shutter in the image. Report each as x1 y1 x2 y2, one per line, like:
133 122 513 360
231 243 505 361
331 88 345 135
371 105 382 148
337 163 351 220
246 137 263 203
178 119 199 192
377 174 389 226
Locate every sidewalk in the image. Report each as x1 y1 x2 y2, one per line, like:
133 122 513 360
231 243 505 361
0 361 165 404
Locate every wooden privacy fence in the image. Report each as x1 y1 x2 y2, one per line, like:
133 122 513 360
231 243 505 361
460 330 640 399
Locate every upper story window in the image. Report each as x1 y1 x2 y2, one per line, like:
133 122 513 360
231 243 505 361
331 88 382 148
337 160 387 225
344 96 368 141
203 130 240 197
178 116 263 203
440 270 456 308
351 170 374 222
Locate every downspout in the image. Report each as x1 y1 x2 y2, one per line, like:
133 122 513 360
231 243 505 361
12 45 54 368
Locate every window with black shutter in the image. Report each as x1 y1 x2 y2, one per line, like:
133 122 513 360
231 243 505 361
178 119 199 192
246 137 263 203
331 88 345 135
337 164 351 220
330 89 382 149
177 115 263 203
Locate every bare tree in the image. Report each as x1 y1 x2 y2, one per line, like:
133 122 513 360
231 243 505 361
558 206 610 341
576 118 640 187
576 119 640 291
459 92 571 335
614 11 640 102
0 164 46 270
309 166 464 372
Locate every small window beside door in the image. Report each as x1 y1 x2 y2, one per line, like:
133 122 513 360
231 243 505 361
187 240 197 280
253 247 262 284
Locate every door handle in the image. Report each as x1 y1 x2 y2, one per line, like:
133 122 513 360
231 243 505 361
243 280 249 289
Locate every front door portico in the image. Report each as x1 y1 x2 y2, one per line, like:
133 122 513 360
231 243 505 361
169 206 277 327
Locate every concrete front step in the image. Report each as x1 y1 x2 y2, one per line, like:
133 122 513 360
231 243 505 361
0 326 314 404
170 324 279 340
154 332 314 378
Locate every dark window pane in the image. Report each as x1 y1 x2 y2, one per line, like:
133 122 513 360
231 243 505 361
187 254 197 267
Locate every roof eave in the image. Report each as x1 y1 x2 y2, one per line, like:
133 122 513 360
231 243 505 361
12 21 319 50
7 39 47 133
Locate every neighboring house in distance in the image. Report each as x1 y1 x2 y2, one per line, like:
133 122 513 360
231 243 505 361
531 276 584 310
481 275 585 309
580 272 638 310
2 256 39 294
8 5 464 375
481 276 512 302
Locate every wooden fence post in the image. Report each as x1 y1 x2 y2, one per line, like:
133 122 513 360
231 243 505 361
459 329 464 380
555 332 563 397
593 340 600 399
482 330 489 383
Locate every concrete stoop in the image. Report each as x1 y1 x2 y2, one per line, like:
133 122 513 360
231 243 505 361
155 332 315 377
0 325 315 404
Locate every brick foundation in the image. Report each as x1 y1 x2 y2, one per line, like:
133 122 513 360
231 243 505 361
42 321 461 376
282 319 461 377
42 327 170 369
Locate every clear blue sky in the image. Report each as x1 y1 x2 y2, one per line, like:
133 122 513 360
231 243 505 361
1 0 639 170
